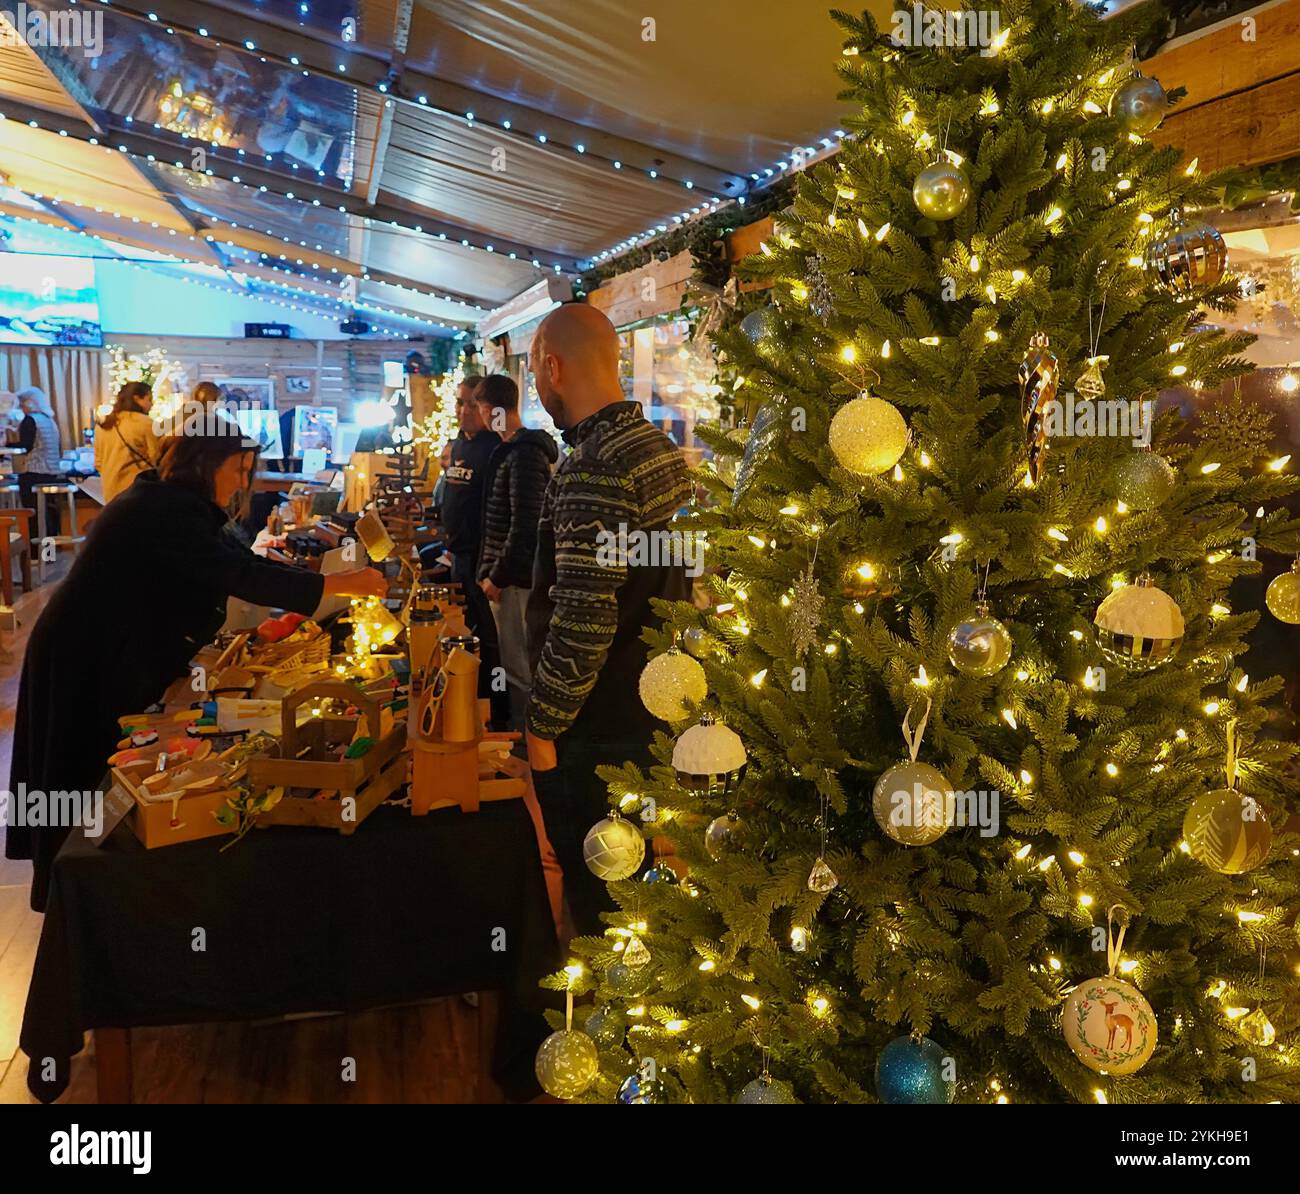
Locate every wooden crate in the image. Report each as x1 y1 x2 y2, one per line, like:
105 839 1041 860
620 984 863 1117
111 766 237 849
247 680 408 835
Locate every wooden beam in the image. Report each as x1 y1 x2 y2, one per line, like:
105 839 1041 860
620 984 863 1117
1151 69 1300 172
1142 0 1300 111
587 250 695 328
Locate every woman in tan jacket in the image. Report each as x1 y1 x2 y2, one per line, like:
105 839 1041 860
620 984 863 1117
94 381 159 502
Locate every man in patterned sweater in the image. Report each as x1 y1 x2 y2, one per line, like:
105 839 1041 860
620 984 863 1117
525 304 691 935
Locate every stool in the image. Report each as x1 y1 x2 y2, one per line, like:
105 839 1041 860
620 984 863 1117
0 482 20 510
35 483 86 578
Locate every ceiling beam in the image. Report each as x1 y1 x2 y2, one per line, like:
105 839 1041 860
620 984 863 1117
0 96 581 277
363 0 413 208
80 0 747 200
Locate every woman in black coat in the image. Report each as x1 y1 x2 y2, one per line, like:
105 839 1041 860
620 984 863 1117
5 415 386 910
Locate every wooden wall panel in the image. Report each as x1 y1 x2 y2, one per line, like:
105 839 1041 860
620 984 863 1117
587 250 694 328
109 335 421 420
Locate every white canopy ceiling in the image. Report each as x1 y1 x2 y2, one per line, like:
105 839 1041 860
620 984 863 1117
0 0 857 336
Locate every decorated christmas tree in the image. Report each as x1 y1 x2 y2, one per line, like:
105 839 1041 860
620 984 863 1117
539 0 1300 1104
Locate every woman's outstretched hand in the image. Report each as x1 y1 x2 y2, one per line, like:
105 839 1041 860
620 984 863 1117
323 568 388 600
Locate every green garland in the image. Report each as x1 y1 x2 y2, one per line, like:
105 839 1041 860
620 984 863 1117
575 177 797 297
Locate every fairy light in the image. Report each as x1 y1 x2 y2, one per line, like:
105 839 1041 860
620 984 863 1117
1171 364 1188 377
698 960 715 972
1054 152 1068 170
1015 843 1033 860
1070 629 1084 641
1011 269 1027 283
1280 373 1299 393
1115 499 1129 514
1041 99 1055 115
1046 527 1069 542
1211 603 1230 616
1105 762 1119 777
1094 516 1108 534
876 222 892 241
1268 454 1292 471
1095 1089 1108 1105
856 562 876 580
940 531 963 546
840 344 858 363
882 339 892 358
741 994 762 1011
1082 100 1103 114
1201 462 1221 474
919 336 941 346
1044 206 1064 226
985 329 1000 341
1203 701 1220 715
913 665 932 688
780 504 799 516
968 255 981 272
1236 674 1249 692
750 669 767 688
747 535 766 548
1016 669 1029 681
1068 850 1085 865
1038 855 1056 871
1001 708 1018 729
893 463 905 480
1078 893 1094 908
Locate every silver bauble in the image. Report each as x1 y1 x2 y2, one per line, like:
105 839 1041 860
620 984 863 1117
732 401 785 504
704 811 742 859
1109 72 1167 137
912 160 971 221
1146 216 1228 296
739 308 781 350
1109 451 1176 511
681 626 711 659
872 760 953 846
1265 561 1300 625
583 1005 627 1048
737 1074 798 1104
946 602 1013 677
582 813 646 880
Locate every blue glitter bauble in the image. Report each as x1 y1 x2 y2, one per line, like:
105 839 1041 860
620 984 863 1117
874 1036 955 1104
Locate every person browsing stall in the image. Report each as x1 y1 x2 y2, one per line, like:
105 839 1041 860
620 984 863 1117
5 404 386 911
525 304 690 934
94 381 160 502
474 373 558 724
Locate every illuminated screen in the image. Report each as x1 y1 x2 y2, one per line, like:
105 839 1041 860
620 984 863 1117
0 254 103 347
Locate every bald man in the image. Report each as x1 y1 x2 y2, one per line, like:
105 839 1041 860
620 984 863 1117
524 303 690 934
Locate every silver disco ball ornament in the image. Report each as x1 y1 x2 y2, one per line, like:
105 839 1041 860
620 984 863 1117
704 811 742 859
737 1073 799 1104
1146 214 1228 296
912 160 971 221
1109 71 1167 136
1093 572 1184 669
1109 450 1177 511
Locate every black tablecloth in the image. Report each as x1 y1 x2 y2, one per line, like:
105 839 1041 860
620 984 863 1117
21 800 559 1103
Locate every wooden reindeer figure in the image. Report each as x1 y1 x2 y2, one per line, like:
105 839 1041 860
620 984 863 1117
1100 999 1134 1051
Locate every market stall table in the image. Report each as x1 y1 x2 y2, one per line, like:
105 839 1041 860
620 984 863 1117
20 798 560 1103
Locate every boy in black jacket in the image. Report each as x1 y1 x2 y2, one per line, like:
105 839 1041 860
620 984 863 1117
474 374 559 726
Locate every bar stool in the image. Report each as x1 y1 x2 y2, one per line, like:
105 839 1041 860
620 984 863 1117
35 482 86 579
0 481 20 510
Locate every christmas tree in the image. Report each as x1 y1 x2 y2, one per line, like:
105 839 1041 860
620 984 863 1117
540 1 1300 1104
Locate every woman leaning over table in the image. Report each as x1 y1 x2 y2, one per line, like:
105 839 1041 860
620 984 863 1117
4 407 387 911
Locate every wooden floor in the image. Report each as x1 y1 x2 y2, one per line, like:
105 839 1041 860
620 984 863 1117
0 554 557 1104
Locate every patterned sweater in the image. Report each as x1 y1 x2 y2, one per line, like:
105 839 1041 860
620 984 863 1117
476 427 559 589
525 401 690 742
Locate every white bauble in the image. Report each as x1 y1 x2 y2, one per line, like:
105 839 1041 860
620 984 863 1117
639 647 708 722
582 814 646 880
